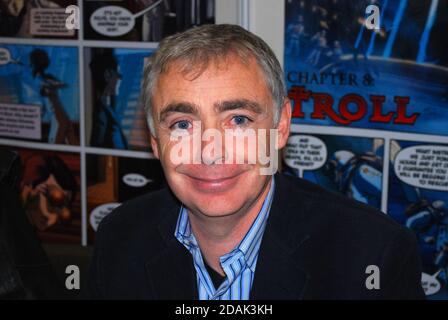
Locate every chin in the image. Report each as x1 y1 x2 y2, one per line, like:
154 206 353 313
187 192 248 217
173 178 249 216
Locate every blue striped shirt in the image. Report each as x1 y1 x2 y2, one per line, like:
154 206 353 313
174 177 275 300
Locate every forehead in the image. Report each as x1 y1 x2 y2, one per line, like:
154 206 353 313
152 53 272 109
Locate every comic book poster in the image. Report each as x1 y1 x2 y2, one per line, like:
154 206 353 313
0 146 82 244
83 0 215 42
84 47 154 150
86 154 165 243
0 44 80 145
284 0 448 298
0 0 78 39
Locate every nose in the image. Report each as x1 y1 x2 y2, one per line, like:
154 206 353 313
199 124 225 165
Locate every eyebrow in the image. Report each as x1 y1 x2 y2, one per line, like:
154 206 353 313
158 102 200 123
213 99 264 114
158 99 265 123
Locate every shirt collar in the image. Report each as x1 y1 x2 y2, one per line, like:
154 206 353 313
174 176 275 273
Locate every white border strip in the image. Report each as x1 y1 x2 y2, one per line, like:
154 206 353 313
78 0 87 246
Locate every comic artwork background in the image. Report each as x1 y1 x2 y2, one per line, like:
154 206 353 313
0 44 79 145
284 0 448 299
0 0 446 299
0 146 82 243
285 0 448 134
86 154 165 243
388 140 448 299
84 47 155 151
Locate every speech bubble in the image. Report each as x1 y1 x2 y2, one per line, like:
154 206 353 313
90 0 162 37
0 48 22 66
283 135 328 177
122 173 153 188
0 48 12 65
421 270 442 296
394 145 448 191
0 47 18 66
90 203 121 231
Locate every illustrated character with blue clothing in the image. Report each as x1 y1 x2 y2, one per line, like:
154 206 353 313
285 15 306 57
89 48 128 149
406 199 448 285
325 149 382 208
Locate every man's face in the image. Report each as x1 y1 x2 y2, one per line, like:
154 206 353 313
150 54 291 217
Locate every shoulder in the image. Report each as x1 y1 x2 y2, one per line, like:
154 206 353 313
276 173 415 247
275 174 423 298
94 188 179 248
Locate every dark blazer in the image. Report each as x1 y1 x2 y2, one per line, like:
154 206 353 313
86 173 425 299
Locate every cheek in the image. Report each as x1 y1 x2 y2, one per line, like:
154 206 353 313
229 130 274 165
159 142 177 170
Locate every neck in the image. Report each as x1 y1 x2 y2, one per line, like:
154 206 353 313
188 177 272 275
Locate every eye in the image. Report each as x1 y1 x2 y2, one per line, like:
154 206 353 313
170 120 192 130
231 115 252 126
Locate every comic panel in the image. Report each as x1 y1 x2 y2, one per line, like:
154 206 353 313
0 44 80 145
0 146 82 244
84 47 153 151
0 0 78 39
86 154 165 243
284 0 448 136
283 133 384 210
388 140 448 299
83 0 215 42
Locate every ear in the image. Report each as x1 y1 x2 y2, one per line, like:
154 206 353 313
276 99 292 150
150 133 160 159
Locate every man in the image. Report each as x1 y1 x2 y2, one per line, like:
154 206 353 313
86 24 425 299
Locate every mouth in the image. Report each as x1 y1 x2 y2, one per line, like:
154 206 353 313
184 171 245 193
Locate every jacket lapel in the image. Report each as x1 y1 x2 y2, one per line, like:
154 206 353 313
250 232 311 299
145 238 198 299
144 191 198 299
250 173 313 300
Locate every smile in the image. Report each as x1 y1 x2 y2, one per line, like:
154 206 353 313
184 172 244 193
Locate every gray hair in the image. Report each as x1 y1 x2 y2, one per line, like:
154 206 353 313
141 24 286 136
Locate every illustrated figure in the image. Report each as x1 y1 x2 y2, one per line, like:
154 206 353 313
89 48 128 149
285 15 306 57
137 0 168 42
306 29 328 66
406 199 448 286
325 150 382 208
21 154 77 231
29 49 79 145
